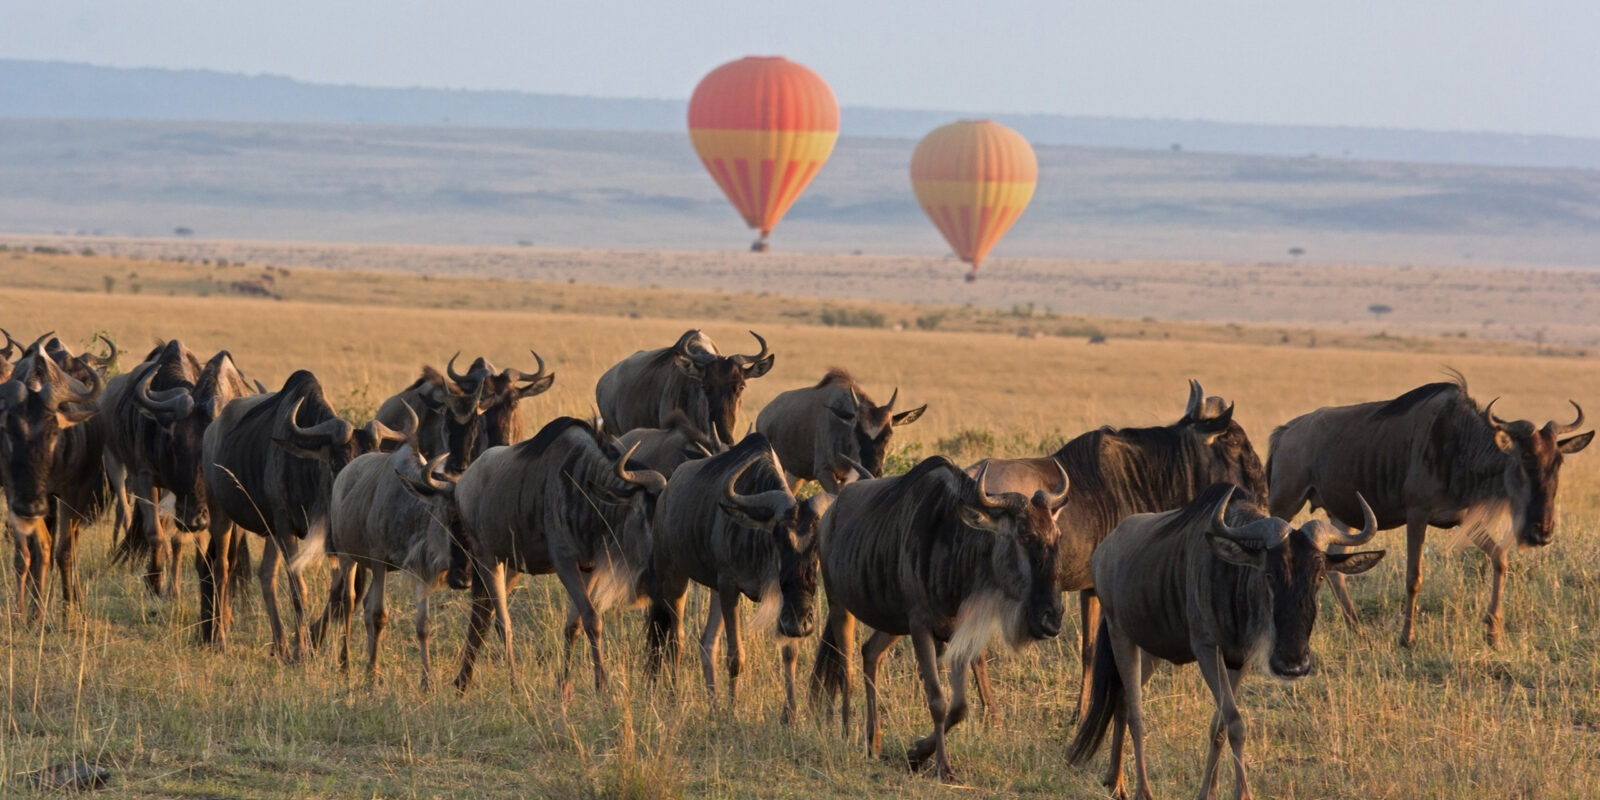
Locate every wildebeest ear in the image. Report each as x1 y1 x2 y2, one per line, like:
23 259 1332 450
585 480 634 505
56 405 99 429
741 353 775 379
719 500 777 531
515 373 556 399
827 404 855 422
272 435 329 462
956 505 1005 533
892 404 928 426
1205 533 1265 569
1327 549 1385 575
1558 431 1594 454
1192 403 1236 437
1493 429 1515 452
672 352 705 378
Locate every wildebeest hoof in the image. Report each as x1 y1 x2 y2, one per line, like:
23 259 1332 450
905 739 937 771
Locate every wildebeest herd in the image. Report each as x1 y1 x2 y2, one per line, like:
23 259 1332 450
0 327 1591 797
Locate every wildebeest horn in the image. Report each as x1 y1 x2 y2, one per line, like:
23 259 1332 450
382 399 421 442
22 331 55 356
1043 461 1070 510
883 386 899 413
500 349 547 383
0 328 20 360
614 441 668 494
133 364 196 420
971 463 1012 511
417 454 456 492
283 397 355 447
445 351 470 386
1482 397 1508 429
839 455 872 483
47 357 103 408
736 330 770 365
1551 400 1585 435
80 334 118 369
1312 492 1380 551
1209 486 1287 550
671 329 699 355
1185 379 1204 419
722 453 792 521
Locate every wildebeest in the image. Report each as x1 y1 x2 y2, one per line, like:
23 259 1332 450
1066 484 1384 800
1267 376 1593 646
615 410 716 477
449 417 666 694
810 457 1069 782
971 380 1267 718
375 350 554 473
325 411 462 687
756 368 926 491
0 334 111 617
200 370 407 656
103 340 256 597
595 329 774 445
646 432 825 720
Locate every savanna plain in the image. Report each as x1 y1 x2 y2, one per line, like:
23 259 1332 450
3 247 1600 798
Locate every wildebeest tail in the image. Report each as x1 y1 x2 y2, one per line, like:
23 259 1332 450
110 504 155 566
809 606 852 709
1066 619 1122 765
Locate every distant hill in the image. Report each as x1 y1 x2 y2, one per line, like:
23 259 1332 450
5 58 1600 171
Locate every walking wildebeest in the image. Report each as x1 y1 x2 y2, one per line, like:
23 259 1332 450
595 329 774 445
1267 376 1593 646
1066 484 1384 800
810 457 1069 782
615 410 716 477
449 417 667 694
646 432 828 720
970 380 1267 718
0 334 110 617
325 408 463 687
756 368 926 491
200 370 407 656
376 350 554 472
104 340 256 597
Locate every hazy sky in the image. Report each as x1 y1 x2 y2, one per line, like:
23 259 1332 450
5 1 1598 138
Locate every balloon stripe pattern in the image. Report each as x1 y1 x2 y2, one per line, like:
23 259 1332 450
910 120 1037 273
689 57 839 240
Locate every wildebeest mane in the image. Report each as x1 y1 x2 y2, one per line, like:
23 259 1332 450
1371 379 1464 421
1149 482 1266 542
403 365 447 392
1053 424 1237 535
814 367 855 389
512 416 595 464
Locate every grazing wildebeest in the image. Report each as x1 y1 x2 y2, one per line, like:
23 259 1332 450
325 410 463 687
756 368 927 491
450 417 667 694
1066 484 1384 800
646 432 828 719
103 340 256 597
810 457 1069 782
970 380 1267 718
615 410 716 477
1267 376 1593 646
595 329 774 445
0 334 110 617
200 370 407 656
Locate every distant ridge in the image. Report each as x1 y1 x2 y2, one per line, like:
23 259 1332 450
4 58 1599 171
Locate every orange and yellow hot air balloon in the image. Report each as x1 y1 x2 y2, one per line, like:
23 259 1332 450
910 120 1037 280
688 56 839 252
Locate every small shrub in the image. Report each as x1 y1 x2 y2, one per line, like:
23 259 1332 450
819 307 885 328
915 312 947 331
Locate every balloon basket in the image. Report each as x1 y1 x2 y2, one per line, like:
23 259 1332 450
750 238 770 253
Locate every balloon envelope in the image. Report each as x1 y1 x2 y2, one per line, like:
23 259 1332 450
688 56 839 245
910 120 1037 273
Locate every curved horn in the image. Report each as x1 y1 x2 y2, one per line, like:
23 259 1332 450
22 331 56 356
1209 485 1241 540
840 455 872 483
1209 486 1289 550
614 441 668 494
390 399 420 440
284 397 354 446
671 329 699 355
500 349 548 383
1552 400 1586 435
49 357 102 407
723 455 760 506
445 351 470 387
1482 397 1507 429
740 330 770 363
80 334 118 369
1312 492 1380 550
1043 460 1071 510
883 386 899 413
0 328 18 360
133 364 195 419
1184 379 1204 419
418 453 455 492
972 463 1009 510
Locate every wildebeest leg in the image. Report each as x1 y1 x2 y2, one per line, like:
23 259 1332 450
283 538 312 662
554 563 607 694
1076 589 1101 720
133 475 165 596
414 571 437 691
1195 645 1250 800
1108 625 1154 800
968 653 997 726
1103 698 1128 797
910 653 971 775
862 629 900 760
698 591 724 703
362 566 388 685
27 519 53 621
53 510 82 606
719 588 745 712
487 564 518 686
1323 517 1362 628
1198 661 1247 800
197 505 233 646
334 559 358 672
1399 514 1428 648
1482 541 1509 647
780 639 800 724
907 629 958 783
257 535 290 660
454 564 496 693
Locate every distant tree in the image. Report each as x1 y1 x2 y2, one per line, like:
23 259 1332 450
1170 143 1182 152
1368 303 1393 321
102 275 115 294
1288 247 1306 257
174 227 193 237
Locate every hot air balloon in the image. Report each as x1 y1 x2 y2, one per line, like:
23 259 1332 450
688 56 839 252
909 120 1037 281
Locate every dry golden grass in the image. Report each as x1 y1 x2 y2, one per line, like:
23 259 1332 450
2 253 1599 797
